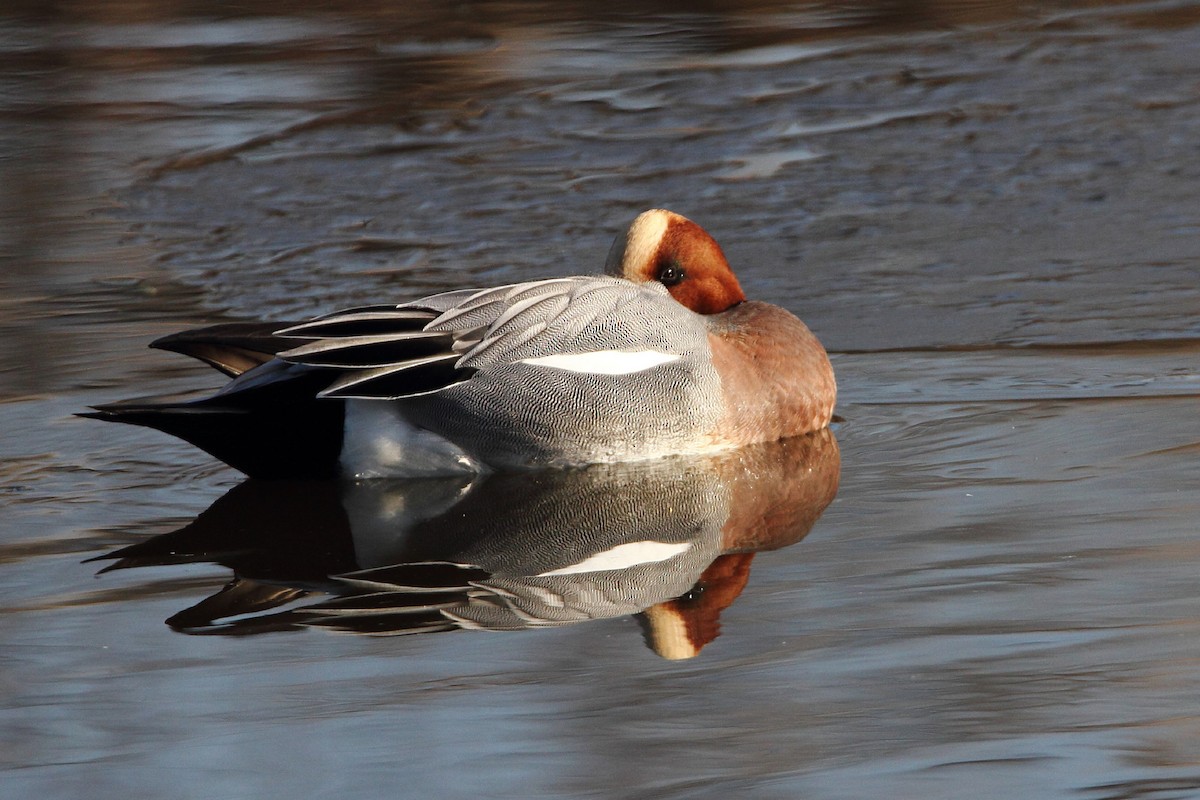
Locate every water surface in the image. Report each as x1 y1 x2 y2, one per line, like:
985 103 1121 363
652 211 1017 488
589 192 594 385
3 2 1200 798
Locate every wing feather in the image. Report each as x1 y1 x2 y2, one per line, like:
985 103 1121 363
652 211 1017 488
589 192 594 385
318 353 470 399
278 330 454 368
281 276 683 400
151 322 301 376
277 308 436 339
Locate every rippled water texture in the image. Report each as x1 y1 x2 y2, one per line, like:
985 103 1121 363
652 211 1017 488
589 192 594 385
3 2 1200 798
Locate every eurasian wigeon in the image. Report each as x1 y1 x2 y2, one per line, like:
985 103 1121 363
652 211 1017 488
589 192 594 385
85 209 836 478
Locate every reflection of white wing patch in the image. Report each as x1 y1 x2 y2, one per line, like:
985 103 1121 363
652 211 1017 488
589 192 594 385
538 541 692 577
519 350 680 376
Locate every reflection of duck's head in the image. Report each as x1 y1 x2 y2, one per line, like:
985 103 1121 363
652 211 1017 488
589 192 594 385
639 429 841 659
642 552 756 660
93 429 840 659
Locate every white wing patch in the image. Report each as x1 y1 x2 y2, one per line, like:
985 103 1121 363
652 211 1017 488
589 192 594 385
518 349 681 376
538 541 693 577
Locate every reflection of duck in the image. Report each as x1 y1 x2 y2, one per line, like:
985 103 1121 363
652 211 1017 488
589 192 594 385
84 210 835 478
95 429 840 658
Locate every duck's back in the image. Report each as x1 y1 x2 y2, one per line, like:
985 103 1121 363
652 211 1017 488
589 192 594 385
327 278 727 475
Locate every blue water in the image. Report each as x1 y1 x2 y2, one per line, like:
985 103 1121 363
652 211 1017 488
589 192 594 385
3 2 1200 798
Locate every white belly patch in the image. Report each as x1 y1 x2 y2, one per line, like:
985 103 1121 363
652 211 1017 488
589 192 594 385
340 400 482 478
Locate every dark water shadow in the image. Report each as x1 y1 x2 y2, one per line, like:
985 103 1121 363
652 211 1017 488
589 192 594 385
91 430 839 659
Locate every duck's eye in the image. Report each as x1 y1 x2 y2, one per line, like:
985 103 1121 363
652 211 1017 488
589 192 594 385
657 261 686 286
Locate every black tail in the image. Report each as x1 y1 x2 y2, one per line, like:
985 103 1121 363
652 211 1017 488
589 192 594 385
83 321 345 479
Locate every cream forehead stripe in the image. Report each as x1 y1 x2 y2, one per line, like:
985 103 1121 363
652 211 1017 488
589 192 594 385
621 209 671 272
518 350 681 375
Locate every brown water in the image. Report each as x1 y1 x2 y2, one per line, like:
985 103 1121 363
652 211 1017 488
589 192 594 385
3 1 1200 797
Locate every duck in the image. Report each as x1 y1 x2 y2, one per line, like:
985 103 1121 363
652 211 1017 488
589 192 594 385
84 209 836 479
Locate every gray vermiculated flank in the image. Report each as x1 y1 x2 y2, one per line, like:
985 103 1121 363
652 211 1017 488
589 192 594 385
393 276 725 467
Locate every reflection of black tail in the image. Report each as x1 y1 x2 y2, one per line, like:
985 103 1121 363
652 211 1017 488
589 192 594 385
81 323 345 479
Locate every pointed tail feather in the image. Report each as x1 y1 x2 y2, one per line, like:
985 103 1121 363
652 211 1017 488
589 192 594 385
85 307 478 475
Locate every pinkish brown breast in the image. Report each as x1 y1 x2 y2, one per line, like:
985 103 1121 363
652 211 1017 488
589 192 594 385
705 301 837 446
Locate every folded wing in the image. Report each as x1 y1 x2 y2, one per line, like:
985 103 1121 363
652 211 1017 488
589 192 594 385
277 277 676 400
